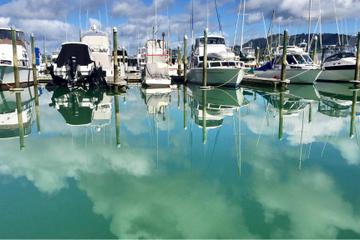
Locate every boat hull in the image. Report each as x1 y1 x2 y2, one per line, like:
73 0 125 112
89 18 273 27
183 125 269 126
317 68 355 82
187 68 244 88
0 65 33 88
254 68 322 84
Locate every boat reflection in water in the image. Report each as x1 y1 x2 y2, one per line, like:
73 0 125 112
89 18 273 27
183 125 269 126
315 82 360 137
0 84 360 239
49 87 109 127
141 86 172 167
0 86 36 149
187 84 248 132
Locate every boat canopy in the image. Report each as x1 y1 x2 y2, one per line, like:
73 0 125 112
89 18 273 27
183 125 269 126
0 29 26 42
324 52 355 63
56 43 93 67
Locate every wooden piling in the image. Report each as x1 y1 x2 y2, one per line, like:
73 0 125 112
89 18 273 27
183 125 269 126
202 28 208 87
354 32 360 82
183 35 188 84
278 91 284 140
113 27 119 84
311 35 318 64
350 90 358 138
280 30 288 82
177 46 182 76
43 37 47 72
11 27 20 89
114 95 121 147
15 92 25 150
30 34 38 86
162 32 165 55
202 89 207 144
183 85 187 130
255 47 260 67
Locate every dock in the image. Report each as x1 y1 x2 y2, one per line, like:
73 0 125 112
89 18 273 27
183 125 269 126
242 74 289 89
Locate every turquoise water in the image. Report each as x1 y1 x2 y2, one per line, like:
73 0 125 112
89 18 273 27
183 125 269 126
0 83 359 239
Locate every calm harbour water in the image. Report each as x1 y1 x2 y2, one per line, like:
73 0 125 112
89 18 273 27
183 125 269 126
0 83 359 239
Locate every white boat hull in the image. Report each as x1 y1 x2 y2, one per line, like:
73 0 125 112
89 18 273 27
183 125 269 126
317 68 355 82
0 65 33 87
187 67 244 88
143 78 171 87
254 68 322 84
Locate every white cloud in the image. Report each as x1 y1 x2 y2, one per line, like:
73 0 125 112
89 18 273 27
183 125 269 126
0 17 10 27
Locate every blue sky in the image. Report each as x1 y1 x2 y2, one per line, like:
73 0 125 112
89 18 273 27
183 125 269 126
0 0 359 54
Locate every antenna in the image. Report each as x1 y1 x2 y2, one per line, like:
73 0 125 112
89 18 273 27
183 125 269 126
104 0 109 28
65 15 68 42
86 9 89 30
79 0 82 31
98 10 102 29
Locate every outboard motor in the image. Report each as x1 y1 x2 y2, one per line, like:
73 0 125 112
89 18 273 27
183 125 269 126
69 56 78 81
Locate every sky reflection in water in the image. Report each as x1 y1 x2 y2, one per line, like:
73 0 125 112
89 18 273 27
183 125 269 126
0 83 359 239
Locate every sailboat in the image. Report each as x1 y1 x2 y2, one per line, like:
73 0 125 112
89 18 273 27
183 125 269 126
0 27 33 89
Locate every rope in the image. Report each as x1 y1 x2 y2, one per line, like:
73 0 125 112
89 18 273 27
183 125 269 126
287 68 323 81
213 70 240 88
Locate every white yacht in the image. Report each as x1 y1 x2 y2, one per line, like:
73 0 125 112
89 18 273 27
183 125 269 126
317 52 356 82
81 25 113 81
254 45 322 84
0 28 32 88
187 34 244 88
49 42 106 87
142 39 171 87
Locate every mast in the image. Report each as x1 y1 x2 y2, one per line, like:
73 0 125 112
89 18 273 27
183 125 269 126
318 0 323 49
233 0 242 48
333 0 341 45
154 0 158 38
191 0 194 48
307 0 312 52
240 0 246 52
206 0 209 29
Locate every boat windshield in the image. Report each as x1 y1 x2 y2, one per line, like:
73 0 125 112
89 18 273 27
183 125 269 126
302 54 313 64
0 29 26 42
293 55 307 64
200 37 225 45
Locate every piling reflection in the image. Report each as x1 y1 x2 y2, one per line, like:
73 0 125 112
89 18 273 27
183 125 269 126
0 87 34 149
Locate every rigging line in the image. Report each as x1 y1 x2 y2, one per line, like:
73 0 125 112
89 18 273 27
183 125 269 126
214 0 223 35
